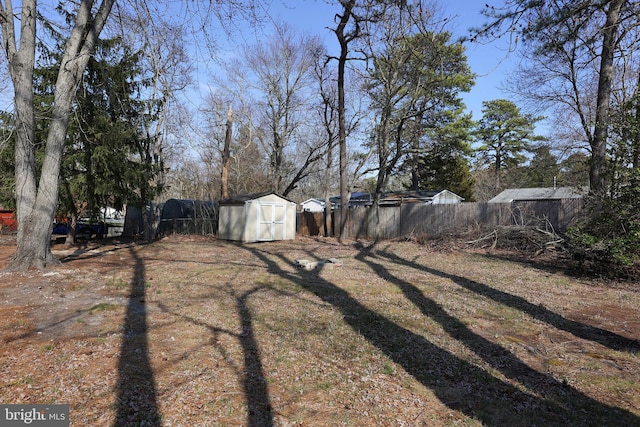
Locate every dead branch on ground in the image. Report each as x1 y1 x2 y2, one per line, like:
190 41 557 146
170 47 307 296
466 225 565 255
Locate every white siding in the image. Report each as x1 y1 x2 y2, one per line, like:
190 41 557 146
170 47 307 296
219 193 297 242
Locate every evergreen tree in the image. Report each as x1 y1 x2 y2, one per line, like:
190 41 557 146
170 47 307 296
412 109 475 201
0 112 15 208
474 99 544 195
524 145 560 188
559 152 590 188
366 28 475 196
34 32 162 243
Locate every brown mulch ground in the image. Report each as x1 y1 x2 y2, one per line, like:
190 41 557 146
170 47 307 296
0 233 638 426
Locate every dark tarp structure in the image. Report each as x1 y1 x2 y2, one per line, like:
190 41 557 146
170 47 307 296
158 199 218 236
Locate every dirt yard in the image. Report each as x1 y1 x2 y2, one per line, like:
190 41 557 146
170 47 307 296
0 234 638 426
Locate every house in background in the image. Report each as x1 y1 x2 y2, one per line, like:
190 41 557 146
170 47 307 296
378 190 464 206
488 187 584 203
218 192 297 242
300 198 327 213
330 190 464 208
329 192 373 208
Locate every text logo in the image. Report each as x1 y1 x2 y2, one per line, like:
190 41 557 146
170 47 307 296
0 405 69 426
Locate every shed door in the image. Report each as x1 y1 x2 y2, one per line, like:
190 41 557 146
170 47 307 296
256 202 286 241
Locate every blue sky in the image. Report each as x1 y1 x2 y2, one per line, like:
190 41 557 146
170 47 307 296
256 0 518 122
0 1 520 133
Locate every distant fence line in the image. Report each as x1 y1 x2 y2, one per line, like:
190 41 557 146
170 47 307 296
297 199 585 240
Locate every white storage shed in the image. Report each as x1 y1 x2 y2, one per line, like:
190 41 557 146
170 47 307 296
218 192 297 242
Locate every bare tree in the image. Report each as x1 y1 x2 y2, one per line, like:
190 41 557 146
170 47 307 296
212 22 328 198
1 0 115 270
116 5 193 240
329 0 416 239
199 93 270 199
333 0 358 241
315 52 340 237
248 23 324 195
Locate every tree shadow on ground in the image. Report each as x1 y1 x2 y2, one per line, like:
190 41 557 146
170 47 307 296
113 247 161 426
235 286 274 426
374 247 639 353
478 249 640 283
243 244 640 426
57 240 138 266
156 284 274 427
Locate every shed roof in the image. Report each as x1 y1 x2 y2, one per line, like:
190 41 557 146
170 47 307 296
488 187 584 203
218 191 295 205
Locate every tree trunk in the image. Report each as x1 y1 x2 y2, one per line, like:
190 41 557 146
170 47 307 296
65 214 78 246
221 107 233 199
590 0 624 196
324 141 334 238
5 0 115 271
495 148 502 192
3 0 50 270
335 0 355 242
2 0 38 247
632 71 640 170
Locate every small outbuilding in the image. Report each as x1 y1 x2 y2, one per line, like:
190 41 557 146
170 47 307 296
218 192 297 242
158 199 218 235
488 187 584 203
487 187 585 232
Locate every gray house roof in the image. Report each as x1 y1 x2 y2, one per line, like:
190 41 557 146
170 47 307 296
330 190 463 207
377 190 463 205
488 187 584 203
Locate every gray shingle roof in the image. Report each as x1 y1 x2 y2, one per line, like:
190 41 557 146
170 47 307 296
488 187 584 203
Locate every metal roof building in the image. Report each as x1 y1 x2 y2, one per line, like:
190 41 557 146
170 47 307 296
488 187 584 203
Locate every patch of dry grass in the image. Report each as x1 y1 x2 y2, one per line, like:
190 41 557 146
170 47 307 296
0 235 638 426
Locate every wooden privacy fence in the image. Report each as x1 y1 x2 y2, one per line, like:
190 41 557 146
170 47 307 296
297 210 333 237
297 199 584 240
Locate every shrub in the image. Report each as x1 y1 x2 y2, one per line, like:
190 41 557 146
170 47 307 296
565 184 640 274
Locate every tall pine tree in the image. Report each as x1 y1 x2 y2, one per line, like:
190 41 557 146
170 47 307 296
35 32 162 243
411 108 476 201
474 99 544 195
